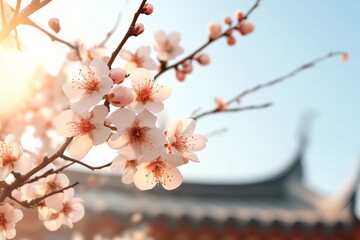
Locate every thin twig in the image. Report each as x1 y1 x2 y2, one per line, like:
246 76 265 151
193 103 272 120
227 51 346 105
21 16 76 49
11 182 79 208
14 0 22 18
60 155 112 171
24 162 74 185
0 0 52 43
107 0 147 68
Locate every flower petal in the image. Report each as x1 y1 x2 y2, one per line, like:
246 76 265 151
69 135 93 160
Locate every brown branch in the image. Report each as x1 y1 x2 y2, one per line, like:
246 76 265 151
24 162 74 185
193 103 272 120
17 13 76 49
14 0 22 18
227 51 347 105
0 0 52 43
154 0 261 80
11 182 79 208
60 155 112 171
107 0 147 68
0 137 73 202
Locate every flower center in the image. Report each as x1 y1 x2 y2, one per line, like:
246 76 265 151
127 122 149 145
172 138 188 152
0 213 6 228
73 69 100 95
0 146 17 168
145 159 171 185
78 119 96 135
136 79 153 104
62 202 73 216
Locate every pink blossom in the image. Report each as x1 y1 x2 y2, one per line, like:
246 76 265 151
48 18 61 33
63 59 113 112
235 10 245 21
175 69 186 82
154 31 184 61
167 119 207 163
224 16 232 25
215 96 228 111
134 23 145 36
227 35 236 46
109 68 127 84
0 134 31 180
129 68 171 113
0 203 23 239
195 53 210 65
56 105 111 160
133 154 183 190
208 23 222 40
39 188 84 231
108 108 167 161
111 153 139 184
108 85 134 108
141 3 154 15
120 46 157 72
236 20 255 35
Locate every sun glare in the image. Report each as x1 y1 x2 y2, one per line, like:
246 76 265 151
0 46 38 115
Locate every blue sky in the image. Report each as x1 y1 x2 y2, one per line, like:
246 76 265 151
13 0 360 202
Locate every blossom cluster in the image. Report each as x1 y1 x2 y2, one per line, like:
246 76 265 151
0 1 261 238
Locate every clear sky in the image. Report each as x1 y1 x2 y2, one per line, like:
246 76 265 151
4 0 360 205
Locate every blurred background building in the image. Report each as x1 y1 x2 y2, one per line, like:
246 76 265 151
15 139 360 240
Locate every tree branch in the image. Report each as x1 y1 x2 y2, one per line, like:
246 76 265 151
107 0 147 68
60 154 112 171
193 103 272 120
154 0 261 80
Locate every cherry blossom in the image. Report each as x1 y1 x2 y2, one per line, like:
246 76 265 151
48 18 61 33
63 59 113 112
166 119 207 163
215 96 227 111
208 23 222 40
236 20 255 35
0 134 31 181
0 203 23 239
133 153 183 190
154 30 184 61
120 46 157 72
129 68 171 113
111 152 139 184
108 85 134 108
39 188 85 231
108 108 167 161
56 105 111 159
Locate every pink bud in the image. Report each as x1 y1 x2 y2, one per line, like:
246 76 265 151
227 35 236 46
182 60 193 74
48 18 61 33
108 85 134 107
141 3 154 15
109 68 127 84
224 16 232 25
133 23 145 36
235 10 245 21
195 54 210 65
226 29 233 36
208 23 222 40
341 53 349 62
215 96 227 111
237 21 255 35
175 70 186 82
